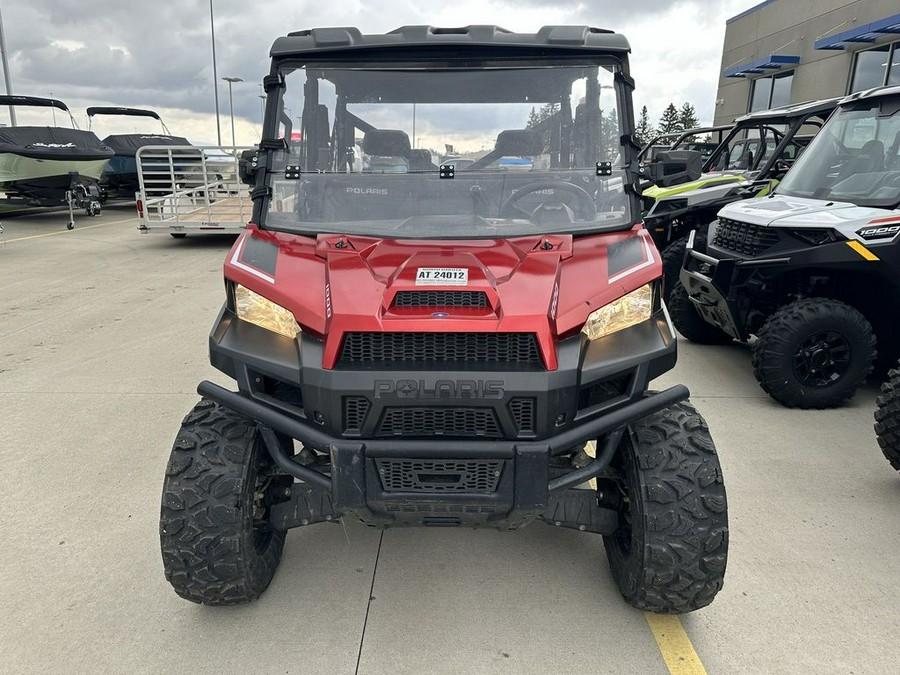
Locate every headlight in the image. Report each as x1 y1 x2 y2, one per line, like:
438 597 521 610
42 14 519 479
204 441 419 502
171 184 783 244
234 284 301 339
582 284 653 341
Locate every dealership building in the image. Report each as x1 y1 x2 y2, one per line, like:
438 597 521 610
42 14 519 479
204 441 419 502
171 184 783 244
714 0 900 124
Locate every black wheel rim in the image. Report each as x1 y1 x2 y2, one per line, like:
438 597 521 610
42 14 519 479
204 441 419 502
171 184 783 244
251 469 286 552
792 330 852 387
599 469 634 556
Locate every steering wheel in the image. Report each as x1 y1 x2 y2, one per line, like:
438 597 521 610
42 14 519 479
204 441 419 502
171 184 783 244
498 180 597 221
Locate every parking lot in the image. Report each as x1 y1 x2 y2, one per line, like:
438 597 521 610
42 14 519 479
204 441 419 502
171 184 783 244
1 206 898 674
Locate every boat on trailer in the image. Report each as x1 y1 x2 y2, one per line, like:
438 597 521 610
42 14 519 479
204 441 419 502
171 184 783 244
0 96 113 213
87 107 191 200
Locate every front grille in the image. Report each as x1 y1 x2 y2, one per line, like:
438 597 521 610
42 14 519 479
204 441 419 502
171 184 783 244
712 218 780 256
376 407 502 438
508 397 536 435
338 332 542 367
394 291 488 308
343 396 370 433
376 458 503 493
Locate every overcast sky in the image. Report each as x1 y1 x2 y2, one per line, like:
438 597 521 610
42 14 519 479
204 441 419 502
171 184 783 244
0 0 761 143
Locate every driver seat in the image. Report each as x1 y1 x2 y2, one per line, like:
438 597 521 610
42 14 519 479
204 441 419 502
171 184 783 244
885 130 900 169
847 139 885 175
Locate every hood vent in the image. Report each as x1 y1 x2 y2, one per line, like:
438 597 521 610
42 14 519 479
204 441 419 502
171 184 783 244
393 290 488 308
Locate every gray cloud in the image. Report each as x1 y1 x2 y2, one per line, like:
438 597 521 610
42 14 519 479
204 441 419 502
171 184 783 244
1 0 759 134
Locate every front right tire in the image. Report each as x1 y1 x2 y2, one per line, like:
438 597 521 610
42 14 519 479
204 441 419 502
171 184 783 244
668 282 734 345
661 229 707 302
875 364 900 472
602 400 728 613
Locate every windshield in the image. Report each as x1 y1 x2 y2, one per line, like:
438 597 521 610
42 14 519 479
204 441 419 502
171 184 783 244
262 60 632 238
777 98 900 207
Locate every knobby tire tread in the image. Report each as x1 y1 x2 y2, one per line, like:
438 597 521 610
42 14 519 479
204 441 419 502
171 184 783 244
604 400 728 614
875 364 900 472
159 399 286 605
751 298 875 409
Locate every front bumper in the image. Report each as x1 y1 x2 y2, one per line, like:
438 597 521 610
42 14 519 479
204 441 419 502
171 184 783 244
199 379 688 531
680 232 747 340
203 305 682 530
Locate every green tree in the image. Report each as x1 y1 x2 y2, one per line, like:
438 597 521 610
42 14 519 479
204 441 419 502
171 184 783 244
600 109 619 160
635 105 652 145
657 103 680 134
678 102 700 131
526 102 560 150
526 103 560 129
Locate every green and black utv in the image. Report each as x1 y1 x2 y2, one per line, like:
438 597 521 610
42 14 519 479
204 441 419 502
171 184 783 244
642 98 839 296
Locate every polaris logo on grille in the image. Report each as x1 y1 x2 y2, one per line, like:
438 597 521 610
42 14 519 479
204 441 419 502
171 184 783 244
858 224 900 240
374 379 505 399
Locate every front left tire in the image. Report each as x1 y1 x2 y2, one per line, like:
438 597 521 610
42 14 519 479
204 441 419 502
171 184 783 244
160 399 291 605
752 298 876 409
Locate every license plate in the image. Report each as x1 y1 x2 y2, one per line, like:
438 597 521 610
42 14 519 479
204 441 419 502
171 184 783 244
415 267 469 286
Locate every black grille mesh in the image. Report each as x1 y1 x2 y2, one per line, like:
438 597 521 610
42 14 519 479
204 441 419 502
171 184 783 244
508 397 536 434
376 458 503 493
578 374 630 410
394 291 488 308
338 332 542 367
712 219 780 256
376 407 502 438
343 396 370 433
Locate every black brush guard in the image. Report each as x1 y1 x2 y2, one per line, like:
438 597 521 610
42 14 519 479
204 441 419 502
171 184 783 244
197 380 689 532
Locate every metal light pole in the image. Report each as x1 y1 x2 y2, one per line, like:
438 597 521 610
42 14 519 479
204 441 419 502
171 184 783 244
209 0 221 144
0 2 16 125
222 76 243 146
258 84 265 124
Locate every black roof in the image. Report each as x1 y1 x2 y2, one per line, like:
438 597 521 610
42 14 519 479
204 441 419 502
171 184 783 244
86 107 162 120
270 25 630 58
0 95 70 112
733 97 841 125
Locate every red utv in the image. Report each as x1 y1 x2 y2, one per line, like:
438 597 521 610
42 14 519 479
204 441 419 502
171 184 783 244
159 25 728 613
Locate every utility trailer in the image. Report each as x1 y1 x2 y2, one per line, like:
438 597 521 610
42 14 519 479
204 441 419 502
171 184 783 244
135 145 253 237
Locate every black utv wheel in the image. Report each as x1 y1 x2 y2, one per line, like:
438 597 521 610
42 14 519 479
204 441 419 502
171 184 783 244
160 399 291 605
668 283 733 345
601 400 728 614
875 364 900 472
661 229 707 302
752 298 876 409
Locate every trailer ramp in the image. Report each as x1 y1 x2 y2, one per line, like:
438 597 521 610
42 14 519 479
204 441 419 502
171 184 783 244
136 145 253 236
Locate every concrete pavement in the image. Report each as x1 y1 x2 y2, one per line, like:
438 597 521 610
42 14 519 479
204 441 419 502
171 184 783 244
1 206 898 674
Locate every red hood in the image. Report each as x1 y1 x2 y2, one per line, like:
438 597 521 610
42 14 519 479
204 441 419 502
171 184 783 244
225 225 660 370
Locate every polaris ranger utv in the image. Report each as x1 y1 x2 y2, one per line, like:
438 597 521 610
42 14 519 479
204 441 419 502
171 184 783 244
875 364 900 472
645 99 839 296
159 25 728 612
677 85 900 408
638 125 732 166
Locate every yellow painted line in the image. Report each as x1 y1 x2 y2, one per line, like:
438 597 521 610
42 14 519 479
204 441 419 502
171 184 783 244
584 440 597 490
2 216 135 243
645 613 708 675
846 240 879 261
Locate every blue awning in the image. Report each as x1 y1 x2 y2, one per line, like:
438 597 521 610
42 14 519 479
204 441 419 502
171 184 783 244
723 54 800 78
815 12 900 50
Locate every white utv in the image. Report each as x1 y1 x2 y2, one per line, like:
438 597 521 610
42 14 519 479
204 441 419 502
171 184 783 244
676 85 900 408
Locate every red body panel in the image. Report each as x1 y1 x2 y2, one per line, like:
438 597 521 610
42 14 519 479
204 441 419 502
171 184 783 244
224 223 661 370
